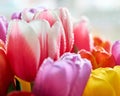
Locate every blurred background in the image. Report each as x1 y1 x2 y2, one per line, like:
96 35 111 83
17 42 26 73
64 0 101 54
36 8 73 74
0 0 120 42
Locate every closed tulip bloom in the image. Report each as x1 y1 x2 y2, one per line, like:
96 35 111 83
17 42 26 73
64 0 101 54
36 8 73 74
82 66 120 96
33 52 92 96
112 40 120 65
34 8 74 54
6 20 40 82
0 16 8 42
0 45 13 96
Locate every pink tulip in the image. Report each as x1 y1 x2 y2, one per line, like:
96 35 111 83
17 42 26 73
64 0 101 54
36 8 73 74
6 20 40 82
33 52 91 96
112 40 120 65
0 16 8 42
0 44 13 96
7 91 34 96
33 8 74 55
73 18 91 52
34 9 66 57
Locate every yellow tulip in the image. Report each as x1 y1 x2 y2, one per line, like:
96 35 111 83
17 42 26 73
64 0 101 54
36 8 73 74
82 66 120 96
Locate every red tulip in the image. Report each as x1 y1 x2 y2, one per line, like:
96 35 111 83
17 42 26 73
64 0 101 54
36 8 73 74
6 20 40 82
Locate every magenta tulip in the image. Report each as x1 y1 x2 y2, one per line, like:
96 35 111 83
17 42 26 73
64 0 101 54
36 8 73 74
112 40 120 65
0 16 8 42
33 52 91 96
6 20 40 82
73 18 91 51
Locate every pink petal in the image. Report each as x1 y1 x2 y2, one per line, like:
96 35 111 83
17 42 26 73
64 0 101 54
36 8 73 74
59 8 74 52
7 20 40 82
73 19 91 51
34 10 56 27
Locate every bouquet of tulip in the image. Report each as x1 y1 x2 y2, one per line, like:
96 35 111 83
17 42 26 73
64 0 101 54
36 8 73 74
0 7 120 96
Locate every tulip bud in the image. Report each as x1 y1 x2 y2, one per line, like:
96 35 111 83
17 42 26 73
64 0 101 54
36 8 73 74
33 52 91 96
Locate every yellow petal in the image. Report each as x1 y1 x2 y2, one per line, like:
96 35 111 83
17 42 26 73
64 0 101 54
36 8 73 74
82 67 120 96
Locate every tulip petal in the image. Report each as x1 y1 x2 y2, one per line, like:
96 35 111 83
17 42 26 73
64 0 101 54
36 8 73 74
0 48 13 96
59 8 74 52
30 20 50 65
34 10 56 27
83 67 120 96
33 53 92 96
21 9 35 22
112 40 120 65
73 19 90 51
7 20 40 81
0 16 8 42
33 58 72 96
60 53 92 96
48 21 61 60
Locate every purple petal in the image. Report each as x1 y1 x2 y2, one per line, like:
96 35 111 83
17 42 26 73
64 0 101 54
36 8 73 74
112 40 120 64
11 12 21 20
33 52 92 96
60 53 92 96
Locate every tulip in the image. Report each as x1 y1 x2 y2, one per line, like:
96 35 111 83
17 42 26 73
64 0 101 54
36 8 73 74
33 8 74 54
0 16 8 42
0 43 13 96
73 18 91 52
112 40 120 65
7 91 34 96
79 46 116 69
33 52 92 96
82 66 120 96
6 20 40 82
